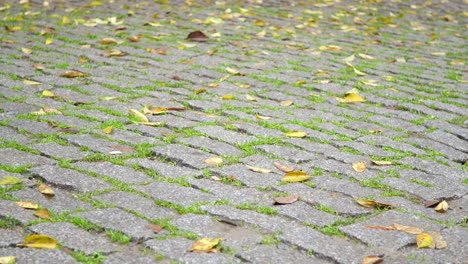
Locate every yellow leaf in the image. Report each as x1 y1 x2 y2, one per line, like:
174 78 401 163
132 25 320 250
41 90 56 97
430 52 445 56
0 176 24 185
34 208 51 219
98 37 119 45
204 157 223 165
0 256 16 264
136 121 162 126
362 255 384 264
279 100 293 106
245 95 257 101
222 94 234 100
143 106 167 115
17 234 57 249
102 126 113 135
343 54 355 63
416 232 433 249
246 165 272 173
16 201 39 209
255 20 265 27
31 109 46 116
21 47 32 54
356 199 396 209
434 200 448 213
369 129 383 134
42 107 61 115
352 161 366 172
282 171 311 183
194 88 206 94
319 45 341 51
336 93 365 103
189 237 222 253
37 183 55 197
23 79 41 86
104 49 125 57
45 38 52 45
60 70 88 78
256 114 271 120
358 53 375 60
226 67 242 75
62 16 70 24
392 223 423 235
353 67 367 76
371 160 392 166
128 109 149 122
285 131 307 138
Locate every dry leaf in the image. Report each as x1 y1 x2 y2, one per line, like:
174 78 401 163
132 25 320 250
60 70 88 78
365 225 395 231
352 161 366 172
362 255 384 264
356 199 395 209
143 106 167 115
424 200 440 208
226 67 243 75
146 224 163 233
273 162 294 172
343 54 355 63
17 234 57 249
136 121 162 126
245 95 258 102
280 100 293 106
16 201 39 210
285 131 307 138
427 231 447 249
434 200 448 213
416 232 433 249
104 49 125 57
34 208 51 219
336 89 366 103
358 53 375 60
146 47 167 55
371 160 392 166
256 114 271 120
33 64 46 70
222 94 234 100
98 37 119 45
128 109 149 123
246 165 272 174
127 35 142 42
274 194 299 205
369 129 383 134
194 88 206 94
187 30 208 42
189 237 222 253
21 47 32 54
393 223 423 235
37 183 55 197
282 171 311 183
23 79 41 86
204 157 223 165
0 256 16 264
41 90 56 97
102 126 113 135
0 176 24 185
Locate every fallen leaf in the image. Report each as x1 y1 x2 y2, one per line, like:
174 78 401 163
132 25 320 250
393 223 423 235
222 94 234 100
5 25 22 32
37 183 55 197
21 47 32 54
226 67 243 75
34 208 51 219
187 30 208 42
127 35 142 42
60 70 88 78
369 129 383 134
146 47 167 55
343 54 355 63
256 114 271 120
104 49 125 57
353 67 367 76
358 53 375 60
33 64 46 70
102 126 113 135
319 45 341 51
143 106 167 115
0 256 16 264
273 162 294 172
282 171 311 183
285 131 307 138
17 234 57 249
23 79 41 86
371 160 392 166
41 90 56 97
16 201 39 210
194 88 206 94
274 194 299 205
362 255 384 264
136 121 162 126
365 225 395 231
98 37 119 45
246 165 272 173
45 38 53 45
245 95 258 102
128 109 149 122
336 89 365 103
146 224 163 233
204 157 223 165
189 237 222 253
0 176 24 185
352 161 366 172
416 232 433 249
356 199 395 209
424 200 440 208
427 231 447 249
279 100 293 106
211 176 221 181
434 200 448 213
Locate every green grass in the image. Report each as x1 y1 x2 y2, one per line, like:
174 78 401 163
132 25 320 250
236 202 278 215
71 251 106 264
410 178 434 187
106 230 131 244
0 216 21 228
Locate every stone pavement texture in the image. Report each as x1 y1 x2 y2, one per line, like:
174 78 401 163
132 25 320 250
0 0 467 263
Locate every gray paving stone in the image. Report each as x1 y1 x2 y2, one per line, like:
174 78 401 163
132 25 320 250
0 200 37 225
276 201 338 227
231 121 285 137
0 102 37 115
0 248 78 264
399 156 466 180
104 250 160 264
73 161 153 184
29 165 111 193
28 222 118 255
211 164 282 188
309 158 378 182
332 141 394 157
156 114 198 129
358 135 426 155
409 137 467 162
194 126 256 145
426 129 468 153
96 128 162 145
178 136 243 156
316 123 362 139
92 191 176 220
0 228 24 247
255 145 316 163
127 158 202 179
76 208 155 240
236 244 331 264
425 119 468 140
283 124 338 142
287 138 340 155
151 144 213 169
64 134 135 155
9 119 57 135
135 181 218 207
0 126 31 144
314 176 381 199
43 115 100 129
0 148 55 167
368 115 426 133
32 142 90 160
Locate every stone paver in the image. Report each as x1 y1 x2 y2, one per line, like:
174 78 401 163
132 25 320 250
0 1 466 263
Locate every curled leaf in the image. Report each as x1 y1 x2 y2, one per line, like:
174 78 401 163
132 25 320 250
246 165 272 174
285 131 307 138
34 208 51 219
356 199 395 209
60 70 88 78
129 109 149 123
23 79 42 86
434 200 448 213
204 157 223 165
16 201 39 210
371 160 392 166
104 49 126 57
362 255 384 264
282 171 311 183
187 30 208 42
38 183 55 197
274 194 299 205
17 234 57 249
392 223 423 235
273 162 294 173
98 37 119 45
416 232 433 249
352 161 366 172
189 237 222 253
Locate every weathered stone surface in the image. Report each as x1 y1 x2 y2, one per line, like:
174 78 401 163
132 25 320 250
13 188 91 213
211 164 282 188
0 228 24 247
151 144 213 169
0 248 78 264
33 142 90 160
0 148 55 167
64 134 135 155
127 158 202 179
255 145 316 163
194 126 256 145
178 136 243 156
276 201 339 227
73 161 153 184
236 244 331 264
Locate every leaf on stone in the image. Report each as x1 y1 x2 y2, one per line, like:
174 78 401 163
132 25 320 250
5 25 22 32
34 208 51 219
279 100 293 106
146 224 163 233
33 64 46 71
104 49 126 57
285 131 307 138
353 67 367 76
187 30 208 42
204 157 223 165
352 161 366 172
189 237 222 253
127 35 142 42
194 88 206 94
21 47 32 54
143 105 167 115
245 95 258 102
16 201 39 210
282 171 311 183
274 194 299 205
102 126 113 135
319 45 341 51
222 94 234 100
256 114 271 120
369 129 383 134
38 183 55 197
17 234 57 249
416 232 433 249
128 109 149 122
434 200 448 213
246 165 272 174
0 256 16 264
356 199 395 209
371 160 392 166
336 89 365 103
146 47 167 55
136 121 162 127
365 225 395 231
23 79 42 86
45 38 53 45
361 255 384 264
358 53 375 60
392 223 423 235
0 176 24 185
41 90 56 97
273 162 294 172
424 199 440 208
343 54 355 63
226 67 243 76
427 231 447 249
60 70 88 78
98 37 119 45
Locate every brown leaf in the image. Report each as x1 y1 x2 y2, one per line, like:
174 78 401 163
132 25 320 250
146 47 167 55
365 225 395 231
427 231 447 249
434 200 448 213
146 224 163 233
274 194 299 205
143 105 167 115
352 161 366 172
273 162 294 172
60 70 88 78
187 30 208 42
127 35 142 42
38 183 55 197
362 255 384 264
424 200 441 208
246 165 272 174
371 160 392 166
204 157 223 165
34 208 51 219
392 223 423 235
356 199 396 209
104 49 125 57
16 201 39 210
